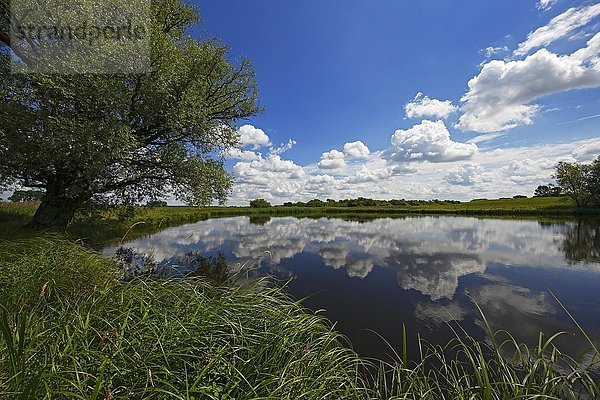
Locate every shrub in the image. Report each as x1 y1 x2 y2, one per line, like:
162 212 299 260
249 199 272 208
146 200 168 207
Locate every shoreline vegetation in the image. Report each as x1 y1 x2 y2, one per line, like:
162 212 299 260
0 201 599 398
3 196 600 248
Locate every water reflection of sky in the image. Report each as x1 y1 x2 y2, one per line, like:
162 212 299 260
105 216 600 360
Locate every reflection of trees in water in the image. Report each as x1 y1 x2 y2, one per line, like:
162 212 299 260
537 219 600 264
248 215 272 225
560 220 600 264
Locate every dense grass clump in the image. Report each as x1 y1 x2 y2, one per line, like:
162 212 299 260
0 237 117 312
373 319 600 399
0 234 599 399
0 237 367 399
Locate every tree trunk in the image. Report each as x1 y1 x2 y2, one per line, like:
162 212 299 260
27 195 79 229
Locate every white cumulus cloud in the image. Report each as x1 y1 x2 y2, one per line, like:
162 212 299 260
502 158 558 184
405 93 458 120
346 165 393 183
233 154 306 188
457 34 600 133
238 124 272 149
343 141 371 158
270 139 296 155
318 149 346 170
384 120 478 163
445 163 485 186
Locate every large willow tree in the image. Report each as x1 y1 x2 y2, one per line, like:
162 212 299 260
0 0 260 228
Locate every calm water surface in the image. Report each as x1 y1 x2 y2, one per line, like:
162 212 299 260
106 216 600 360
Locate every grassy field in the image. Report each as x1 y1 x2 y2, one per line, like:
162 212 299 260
1 201 599 398
135 196 593 217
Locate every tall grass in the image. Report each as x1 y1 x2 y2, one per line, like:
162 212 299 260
373 314 600 399
0 236 599 399
0 237 117 312
0 238 366 399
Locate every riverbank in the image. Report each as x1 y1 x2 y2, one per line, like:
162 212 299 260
123 196 600 221
1 204 599 398
3 196 598 247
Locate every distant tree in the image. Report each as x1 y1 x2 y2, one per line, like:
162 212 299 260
306 199 326 207
554 161 592 207
0 0 260 228
513 195 528 199
587 157 600 206
249 199 272 208
390 199 407 206
336 199 350 207
8 190 44 202
347 197 380 207
534 184 563 198
146 200 168 208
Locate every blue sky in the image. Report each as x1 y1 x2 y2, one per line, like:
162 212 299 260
196 0 600 204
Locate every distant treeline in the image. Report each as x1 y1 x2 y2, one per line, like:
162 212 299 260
252 198 463 208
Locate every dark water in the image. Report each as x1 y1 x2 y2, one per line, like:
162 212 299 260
106 216 600 361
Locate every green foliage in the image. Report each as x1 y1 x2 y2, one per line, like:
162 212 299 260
0 238 365 399
588 157 600 206
7 191 44 203
305 199 326 207
281 197 463 208
145 200 168 208
554 157 600 207
249 199 272 208
0 237 117 312
374 318 600 400
534 184 563 197
0 0 260 228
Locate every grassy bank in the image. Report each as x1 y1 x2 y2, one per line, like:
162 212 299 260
0 202 215 247
2 197 598 247
0 237 367 399
0 236 599 399
112 196 599 221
